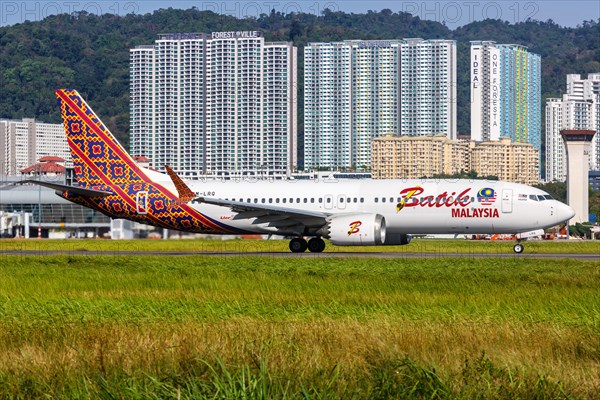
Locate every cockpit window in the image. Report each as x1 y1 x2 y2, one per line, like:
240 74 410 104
537 195 546 201
544 195 554 200
529 195 538 201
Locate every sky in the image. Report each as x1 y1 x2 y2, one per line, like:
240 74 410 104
1 0 599 28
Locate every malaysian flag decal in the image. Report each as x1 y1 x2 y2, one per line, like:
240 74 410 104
477 188 497 206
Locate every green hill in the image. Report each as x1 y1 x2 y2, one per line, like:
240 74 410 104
1 8 599 161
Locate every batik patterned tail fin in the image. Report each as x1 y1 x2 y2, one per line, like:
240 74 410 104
56 89 149 187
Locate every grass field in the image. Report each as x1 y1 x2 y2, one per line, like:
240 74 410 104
0 253 598 398
1 237 600 255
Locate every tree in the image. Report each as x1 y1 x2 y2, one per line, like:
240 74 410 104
534 181 567 203
569 223 592 239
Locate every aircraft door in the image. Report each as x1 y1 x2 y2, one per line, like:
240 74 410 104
501 189 513 213
136 191 148 214
337 195 346 210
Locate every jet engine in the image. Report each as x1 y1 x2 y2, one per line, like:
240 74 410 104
322 214 386 245
384 233 412 245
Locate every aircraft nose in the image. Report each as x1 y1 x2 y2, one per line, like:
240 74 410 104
556 203 576 223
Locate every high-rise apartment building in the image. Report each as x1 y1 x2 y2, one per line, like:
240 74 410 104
545 73 600 182
304 40 401 170
0 118 71 175
399 38 457 139
545 98 565 182
304 38 456 171
470 41 541 151
130 32 297 176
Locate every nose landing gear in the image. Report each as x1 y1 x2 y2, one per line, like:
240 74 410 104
513 241 524 254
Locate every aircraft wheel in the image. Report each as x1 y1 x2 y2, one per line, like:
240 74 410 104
289 237 308 253
513 243 524 254
307 237 326 253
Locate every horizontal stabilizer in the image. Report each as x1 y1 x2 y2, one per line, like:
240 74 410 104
22 180 113 197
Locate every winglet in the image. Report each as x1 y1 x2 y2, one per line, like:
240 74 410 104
164 165 195 203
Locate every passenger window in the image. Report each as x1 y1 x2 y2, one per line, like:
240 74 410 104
269 198 273 203
382 197 386 203
389 197 393 202
276 198 280 203
311 198 315 203
282 198 286 203
326 198 331 203
375 198 379 203
353 198 357 203
247 198 250 203
261 198 265 203
304 198 307 203
340 198 344 203
296 198 300 203
318 198 322 203
254 198 258 203
360 198 364 203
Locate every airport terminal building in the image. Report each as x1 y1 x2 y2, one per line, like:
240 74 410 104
0 173 110 238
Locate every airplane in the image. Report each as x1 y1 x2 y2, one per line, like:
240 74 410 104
27 89 575 254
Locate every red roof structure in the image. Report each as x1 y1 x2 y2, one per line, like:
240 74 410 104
21 156 67 175
38 156 66 162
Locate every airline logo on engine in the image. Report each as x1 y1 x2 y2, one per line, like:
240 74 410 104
397 186 500 218
348 221 362 236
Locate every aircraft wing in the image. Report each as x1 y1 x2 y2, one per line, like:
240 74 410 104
21 180 114 197
196 197 330 230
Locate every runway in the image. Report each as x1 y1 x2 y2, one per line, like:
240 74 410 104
1 250 598 261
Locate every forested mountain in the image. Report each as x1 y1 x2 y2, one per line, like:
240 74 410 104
1 8 599 157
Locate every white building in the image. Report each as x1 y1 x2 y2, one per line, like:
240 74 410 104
304 40 401 170
545 98 565 182
304 38 456 171
130 32 297 177
545 73 600 182
399 38 457 140
0 118 71 175
470 41 542 152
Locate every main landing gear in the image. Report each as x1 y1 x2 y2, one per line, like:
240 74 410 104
513 241 524 254
289 237 326 253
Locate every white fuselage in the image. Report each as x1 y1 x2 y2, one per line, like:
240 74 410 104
150 177 574 236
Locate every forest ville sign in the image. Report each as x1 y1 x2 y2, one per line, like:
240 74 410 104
211 31 262 39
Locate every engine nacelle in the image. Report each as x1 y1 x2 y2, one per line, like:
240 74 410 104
324 213 386 246
384 233 412 245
